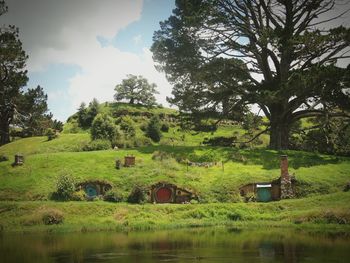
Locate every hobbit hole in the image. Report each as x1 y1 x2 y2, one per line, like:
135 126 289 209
150 182 196 204
239 155 296 202
76 180 112 198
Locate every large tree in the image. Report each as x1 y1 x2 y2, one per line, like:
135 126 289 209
16 85 51 136
114 74 159 106
0 0 28 145
151 0 350 149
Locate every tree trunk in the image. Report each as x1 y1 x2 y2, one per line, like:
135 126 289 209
0 120 10 145
129 98 134 104
269 120 290 150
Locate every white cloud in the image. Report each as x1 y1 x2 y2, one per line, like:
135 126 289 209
67 46 172 109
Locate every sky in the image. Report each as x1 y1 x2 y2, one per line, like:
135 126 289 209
1 0 175 121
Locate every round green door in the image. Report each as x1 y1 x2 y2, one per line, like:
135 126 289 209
257 188 271 202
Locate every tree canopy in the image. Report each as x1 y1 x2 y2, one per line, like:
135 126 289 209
114 75 159 106
16 85 51 137
151 0 350 150
0 1 28 144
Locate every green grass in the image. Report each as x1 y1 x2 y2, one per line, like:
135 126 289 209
0 136 349 203
0 192 349 232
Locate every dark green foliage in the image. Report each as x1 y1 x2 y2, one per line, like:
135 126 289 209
16 85 50 137
104 189 123 202
133 136 152 147
91 114 120 143
114 75 158 106
118 116 136 138
46 128 57 141
242 113 263 132
193 123 218 132
203 136 235 147
82 139 111 151
0 8 28 144
227 212 243 221
84 98 100 127
146 115 162 142
290 118 350 156
53 174 76 201
52 119 63 132
41 208 64 225
0 154 8 162
127 186 147 204
161 122 169 132
77 102 88 128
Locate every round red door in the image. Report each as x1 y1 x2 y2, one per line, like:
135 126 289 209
155 187 172 203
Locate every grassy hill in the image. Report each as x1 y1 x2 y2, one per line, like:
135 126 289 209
0 103 349 232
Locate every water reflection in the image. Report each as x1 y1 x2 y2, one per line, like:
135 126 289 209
1 228 349 262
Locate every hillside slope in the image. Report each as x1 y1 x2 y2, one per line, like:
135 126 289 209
0 103 349 232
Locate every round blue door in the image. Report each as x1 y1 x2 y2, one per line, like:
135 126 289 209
85 185 98 197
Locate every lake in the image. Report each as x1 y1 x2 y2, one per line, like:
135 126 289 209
1 228 349 262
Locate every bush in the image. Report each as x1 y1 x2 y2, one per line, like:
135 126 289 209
71 190 87 201
104 189 123 202
0 154 8 162
91 113 120 143
203 136 236 146
133 136 152 147
41 208 64 225
46 128 58 141
118 116 136 138
82 139 111 151
53 173 76 201
146 115 162 142
161 122 169 132
65 119 80 134
128 186 148 204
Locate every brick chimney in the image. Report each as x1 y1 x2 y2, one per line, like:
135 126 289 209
280 155 289 178
280 155 294 199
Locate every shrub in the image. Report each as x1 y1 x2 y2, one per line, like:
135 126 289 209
140 123 147 132
146 115 162 142
118 116 136 138
0 155 8 162
65 119 80 134
227 211 243 221
91 113 121 143
71 190 87 201
53 173 76 201
104 189 123 202
82 139 111 151
133 136 152 147
203 136 236 146
46 128 58 141
128 186 148 204
41 208 64 225
161 122 169 132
